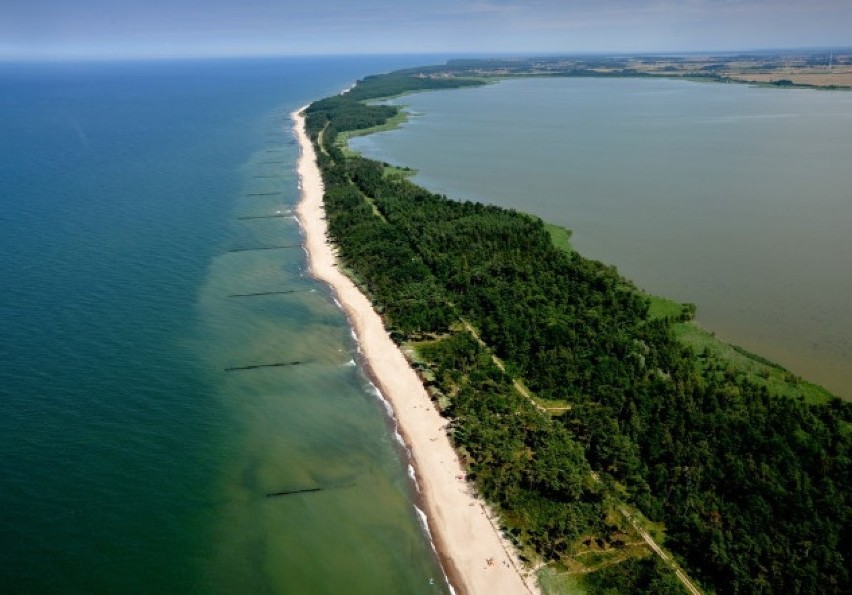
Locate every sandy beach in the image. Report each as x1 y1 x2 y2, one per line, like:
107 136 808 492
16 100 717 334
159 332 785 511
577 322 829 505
293 108 538 595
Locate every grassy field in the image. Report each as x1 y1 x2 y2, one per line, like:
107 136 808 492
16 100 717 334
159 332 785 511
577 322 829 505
339 109 409 140
728 71 852 88
381 163 417 178
544 223 574 254
646 296 834 404
337 109 410 158
537 567 588 595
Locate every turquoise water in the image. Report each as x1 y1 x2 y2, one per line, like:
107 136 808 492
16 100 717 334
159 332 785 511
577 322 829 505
0 58 448 593
351 77 852 399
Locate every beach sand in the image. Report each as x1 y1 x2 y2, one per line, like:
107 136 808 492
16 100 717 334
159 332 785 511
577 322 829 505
293 108 538 595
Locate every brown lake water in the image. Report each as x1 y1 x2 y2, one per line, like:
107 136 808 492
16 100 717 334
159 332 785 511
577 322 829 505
351 77 852 399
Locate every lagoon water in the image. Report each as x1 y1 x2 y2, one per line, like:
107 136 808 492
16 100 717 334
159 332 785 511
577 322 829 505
0 58 449 593
351 77 852 399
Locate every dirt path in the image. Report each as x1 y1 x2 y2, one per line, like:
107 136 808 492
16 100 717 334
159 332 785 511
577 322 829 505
463 313 703 595
459 318 549 413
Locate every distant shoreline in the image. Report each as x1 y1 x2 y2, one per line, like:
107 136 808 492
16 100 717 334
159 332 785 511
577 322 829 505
292 108 537 595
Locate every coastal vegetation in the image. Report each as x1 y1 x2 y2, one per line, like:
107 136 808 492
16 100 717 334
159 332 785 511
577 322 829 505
304 66 851 594
647 295 835 405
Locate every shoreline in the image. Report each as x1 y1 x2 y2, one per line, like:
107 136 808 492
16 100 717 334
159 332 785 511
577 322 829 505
292 108 538 595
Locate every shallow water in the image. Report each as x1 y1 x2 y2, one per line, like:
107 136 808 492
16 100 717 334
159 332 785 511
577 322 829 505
0 57 448 593
351 77 852 399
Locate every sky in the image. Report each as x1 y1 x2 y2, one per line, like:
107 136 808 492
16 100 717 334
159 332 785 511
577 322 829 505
3 0 851 60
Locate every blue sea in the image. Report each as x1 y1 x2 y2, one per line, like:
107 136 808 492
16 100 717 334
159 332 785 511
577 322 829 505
0 56 450 594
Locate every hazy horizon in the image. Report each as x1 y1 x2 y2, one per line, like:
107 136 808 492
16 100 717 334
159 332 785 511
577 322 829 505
5 1 851 61
3 47 852 66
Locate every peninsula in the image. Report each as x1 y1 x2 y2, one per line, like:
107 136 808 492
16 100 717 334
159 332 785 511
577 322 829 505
295 62 851 594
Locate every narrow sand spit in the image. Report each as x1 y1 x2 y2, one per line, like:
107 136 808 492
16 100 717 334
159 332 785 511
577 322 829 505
293 108 538 595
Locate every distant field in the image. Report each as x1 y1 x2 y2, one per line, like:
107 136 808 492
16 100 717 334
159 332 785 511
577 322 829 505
412 52 852 90
726 69 852 88
623 56 852 88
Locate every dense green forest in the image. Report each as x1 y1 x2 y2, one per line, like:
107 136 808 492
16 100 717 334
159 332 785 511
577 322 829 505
304 66 851 594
